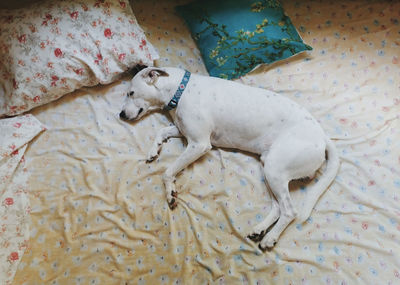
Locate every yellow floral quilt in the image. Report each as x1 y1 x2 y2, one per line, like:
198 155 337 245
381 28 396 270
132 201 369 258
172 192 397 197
11 0 400 284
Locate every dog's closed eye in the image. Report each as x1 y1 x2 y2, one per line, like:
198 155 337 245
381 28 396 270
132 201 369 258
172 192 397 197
138 108 143 115
127 91 134 97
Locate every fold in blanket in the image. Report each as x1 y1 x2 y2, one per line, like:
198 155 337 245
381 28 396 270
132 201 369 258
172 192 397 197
0 114 45 285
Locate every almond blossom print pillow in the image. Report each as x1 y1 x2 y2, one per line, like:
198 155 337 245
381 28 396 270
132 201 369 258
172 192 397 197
0 0 159 117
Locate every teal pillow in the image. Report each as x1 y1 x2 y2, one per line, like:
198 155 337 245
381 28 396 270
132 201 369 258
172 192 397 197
176 0 312 79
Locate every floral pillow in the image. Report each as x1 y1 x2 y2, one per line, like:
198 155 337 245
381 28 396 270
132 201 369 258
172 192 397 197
176 0 312 79
0 0 159 117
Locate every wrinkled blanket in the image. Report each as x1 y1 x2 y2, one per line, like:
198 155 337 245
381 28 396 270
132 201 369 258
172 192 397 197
0 115 45 284
10 0 400 284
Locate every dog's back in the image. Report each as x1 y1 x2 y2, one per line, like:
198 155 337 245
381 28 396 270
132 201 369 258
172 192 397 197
176 73 325 154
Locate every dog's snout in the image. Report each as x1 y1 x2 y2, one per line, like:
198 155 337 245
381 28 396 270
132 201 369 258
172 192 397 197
120 110 127 119
138 108 144 115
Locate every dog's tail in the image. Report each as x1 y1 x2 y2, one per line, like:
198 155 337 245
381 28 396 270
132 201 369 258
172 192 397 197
296 136 340 223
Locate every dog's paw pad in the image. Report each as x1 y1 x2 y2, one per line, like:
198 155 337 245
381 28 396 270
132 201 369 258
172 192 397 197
247 230 266 242
146 153 158 163
167 191 178 209
258 243 270 252
247 234 258 241
146 157 155 163
146 149 160 163
168 198 177 210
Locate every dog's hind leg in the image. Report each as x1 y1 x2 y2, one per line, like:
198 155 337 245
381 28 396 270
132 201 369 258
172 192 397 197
147 126 181 162
162 139 212 209
258 136 325 249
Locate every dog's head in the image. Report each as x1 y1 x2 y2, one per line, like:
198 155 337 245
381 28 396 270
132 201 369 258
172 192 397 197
120 67 170 121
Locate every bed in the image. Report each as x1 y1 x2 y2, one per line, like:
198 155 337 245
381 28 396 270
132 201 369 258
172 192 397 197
1 0 399 284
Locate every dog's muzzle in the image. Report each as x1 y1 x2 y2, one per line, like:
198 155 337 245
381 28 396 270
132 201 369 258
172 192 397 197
119 108 143 120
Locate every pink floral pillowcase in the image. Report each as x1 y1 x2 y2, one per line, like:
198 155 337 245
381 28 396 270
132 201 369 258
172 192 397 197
0 0 159 117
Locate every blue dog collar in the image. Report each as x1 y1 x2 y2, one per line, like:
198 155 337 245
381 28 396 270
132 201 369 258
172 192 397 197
164 70 191 111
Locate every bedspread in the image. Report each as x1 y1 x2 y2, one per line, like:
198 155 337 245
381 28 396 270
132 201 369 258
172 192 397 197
0 115 45 284
12 0 400 284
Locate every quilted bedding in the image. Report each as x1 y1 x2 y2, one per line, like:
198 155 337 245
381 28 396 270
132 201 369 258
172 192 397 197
3 0 400 284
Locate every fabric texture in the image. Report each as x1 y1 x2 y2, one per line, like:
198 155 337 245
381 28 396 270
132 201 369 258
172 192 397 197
8 0 400 284
131 0 208 75
0 114 45 285
176 0 312 79
0 0 159 117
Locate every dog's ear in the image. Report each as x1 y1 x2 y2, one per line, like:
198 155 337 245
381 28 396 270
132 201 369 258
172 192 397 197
130 64 148 77
142 68 169 85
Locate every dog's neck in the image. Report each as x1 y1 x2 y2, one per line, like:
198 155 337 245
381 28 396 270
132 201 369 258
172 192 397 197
155 69 190 110
164 70 190 111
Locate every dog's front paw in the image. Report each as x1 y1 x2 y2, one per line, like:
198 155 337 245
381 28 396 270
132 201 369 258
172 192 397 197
146 148 159 163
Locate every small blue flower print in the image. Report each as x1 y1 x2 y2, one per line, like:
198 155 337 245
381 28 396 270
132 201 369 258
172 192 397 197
285 265 293 273
316 255 325 264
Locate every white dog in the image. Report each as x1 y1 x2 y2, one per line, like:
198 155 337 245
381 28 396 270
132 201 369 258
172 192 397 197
120 67 340 249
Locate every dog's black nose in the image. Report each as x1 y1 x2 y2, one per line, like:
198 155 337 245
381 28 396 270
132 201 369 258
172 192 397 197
120 110 127 119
